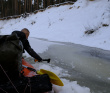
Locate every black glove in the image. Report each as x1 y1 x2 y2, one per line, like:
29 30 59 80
38 59 43 62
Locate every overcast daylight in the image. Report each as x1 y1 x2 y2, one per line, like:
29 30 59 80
0 0 110 93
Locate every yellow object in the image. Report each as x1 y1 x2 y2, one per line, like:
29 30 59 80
37 69 64 86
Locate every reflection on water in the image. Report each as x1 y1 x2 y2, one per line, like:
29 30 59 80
39 42 110 93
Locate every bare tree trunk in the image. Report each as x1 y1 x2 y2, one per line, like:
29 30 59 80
37 0 39 10
26 0 28 12
19 0 21 15
47 0 50 7
1 0 4 17
34 0 35 10
30 0 32 12
28 0 31 12
15 0 18 15
50 0 54 5
4 0 6 17
43 0 45 8
24 0 26 12
12 0 14 16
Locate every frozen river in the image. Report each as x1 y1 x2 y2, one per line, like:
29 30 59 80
27 37 110 93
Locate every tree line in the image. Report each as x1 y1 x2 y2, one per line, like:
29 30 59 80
0 0 77 18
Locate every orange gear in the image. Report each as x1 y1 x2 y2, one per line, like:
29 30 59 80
21 59 37 77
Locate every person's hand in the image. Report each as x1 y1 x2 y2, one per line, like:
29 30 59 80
34 59 42 62
38 59 43 62
34 58 50 63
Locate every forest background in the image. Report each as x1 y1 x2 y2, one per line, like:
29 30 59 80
0 0 77 18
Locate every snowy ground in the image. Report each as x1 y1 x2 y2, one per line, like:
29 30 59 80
0 0 110 93
0 0 110 51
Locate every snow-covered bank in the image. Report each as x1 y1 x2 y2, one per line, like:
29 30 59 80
0 0 110 51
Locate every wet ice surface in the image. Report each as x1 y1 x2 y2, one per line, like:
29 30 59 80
25 38 110 93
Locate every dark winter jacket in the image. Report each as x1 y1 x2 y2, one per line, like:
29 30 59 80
12 31 42 62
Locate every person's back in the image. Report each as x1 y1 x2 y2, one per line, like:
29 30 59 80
12 28 42 62
0 28 42 82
